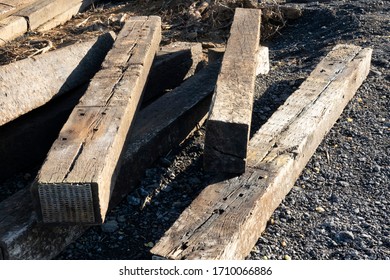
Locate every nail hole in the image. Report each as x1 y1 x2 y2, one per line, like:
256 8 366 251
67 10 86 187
62 137 67 141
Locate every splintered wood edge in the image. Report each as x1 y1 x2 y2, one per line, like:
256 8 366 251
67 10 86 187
151 45 372 259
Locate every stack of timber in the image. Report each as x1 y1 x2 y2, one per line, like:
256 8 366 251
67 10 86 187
151 44 372 259
203 8 261 174
0 0 96 45
0 58 221 260
0 40 203 181
30 16 162 224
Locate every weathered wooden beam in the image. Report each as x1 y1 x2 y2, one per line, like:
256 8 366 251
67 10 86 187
0 0 94 45
0 15 27 45
143 41 204 105
31 16 162 224
15 0 94 30
208 45 269 75
0 62 221 260
203 8 261 173
36 0 93 32
0 41 204 181
0 0 37 21
0 32 115 126
151 44 372 259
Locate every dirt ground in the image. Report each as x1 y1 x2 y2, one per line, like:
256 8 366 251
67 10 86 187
0 0 389 259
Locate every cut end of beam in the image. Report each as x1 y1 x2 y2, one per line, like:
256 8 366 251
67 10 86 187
32 182 100 224
204 120 249 173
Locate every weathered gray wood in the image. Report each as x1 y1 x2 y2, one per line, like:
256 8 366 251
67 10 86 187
31 16 162 224
208 45 269 75
36 0 92 32
204 8 261 173
0 0 37 20
0 42 205 181
0 15 27 45
15 0 94 30
143 41 204 105
151 44 372 259
0 62 221 260
0 32 115 126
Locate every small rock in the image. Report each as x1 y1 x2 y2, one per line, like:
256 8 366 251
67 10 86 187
338 231 355 241
329 193 339 203
127 196 141 206
101 220 118 233
281 240 287 247
161 185 173 192
339 181 350 187
284 255 292 260
144 242 154 248
117 215 126 223
371 69 382 76
138 188 149 197
159 157 172 167
188 177 202 185
315 206 326 213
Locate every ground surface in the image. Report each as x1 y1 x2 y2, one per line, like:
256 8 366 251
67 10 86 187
0 0 388 260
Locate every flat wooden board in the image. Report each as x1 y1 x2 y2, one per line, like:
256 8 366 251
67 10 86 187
0 15 27 45
0 62 221 260
151 44 372 259
203 8 261 173
32 16 162 224
0 32 115 126
15 0 94 30
0 0 37 20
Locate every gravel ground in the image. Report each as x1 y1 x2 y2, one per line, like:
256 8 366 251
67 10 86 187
1 0 388 260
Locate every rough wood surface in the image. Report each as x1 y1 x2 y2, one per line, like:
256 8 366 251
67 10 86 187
151 44 372 260
35 1 88 32
0 32 115 126
0 42 204 181
0 62 221 260
31 16 162 224
204 8 261 173
0 15 27 45
143 41 204 105
0 0 37 20
15 0 93 30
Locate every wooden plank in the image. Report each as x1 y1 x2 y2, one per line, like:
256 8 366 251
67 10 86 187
208 45 269 75
0 0 38 21
0 32 116 126
31 16 162 224
143 41 204 105
0 62 221 260
15 0 94 30
36 0 91 32
151 44 372 259
0 42 205 181
203 8 261 174
0 15 27 45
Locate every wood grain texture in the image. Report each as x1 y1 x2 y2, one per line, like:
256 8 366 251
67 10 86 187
0 15 27 45
0 62 221 260
204 8 261 173
31 16 162 224
0 42 204 181
15 0 94 30
0 32 115 126
151 44 372 259
143 41 204 105
0 0 37 20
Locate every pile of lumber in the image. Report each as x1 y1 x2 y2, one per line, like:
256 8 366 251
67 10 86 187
0 7 371 260
0 0 96 45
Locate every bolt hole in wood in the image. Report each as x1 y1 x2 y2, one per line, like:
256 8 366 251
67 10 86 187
62 138 67 141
